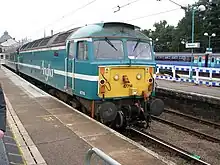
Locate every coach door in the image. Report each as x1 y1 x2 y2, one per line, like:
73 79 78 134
210 56 216 68
65 41 75 94
204 54 210 67
197 56 203 67
216 57 220 67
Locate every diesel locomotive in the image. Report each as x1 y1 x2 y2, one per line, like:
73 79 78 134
4 22 164 129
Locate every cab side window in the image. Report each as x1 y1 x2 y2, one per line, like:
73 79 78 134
77 41 88 60
69 42 75 58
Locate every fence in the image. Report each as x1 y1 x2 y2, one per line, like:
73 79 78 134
156 64 220 86
84 148 121 165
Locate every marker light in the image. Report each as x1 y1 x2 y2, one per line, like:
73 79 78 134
133 91 137 95
100 79 105 85
114 74 119 81
136 73 142 80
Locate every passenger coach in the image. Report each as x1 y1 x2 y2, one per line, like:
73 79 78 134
155 52 220 68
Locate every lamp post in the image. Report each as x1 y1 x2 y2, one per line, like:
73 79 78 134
154 38 159 52
178 40 186 53
149 38 158 52
189 4 206 79
204 32 216 52
181 40 186 45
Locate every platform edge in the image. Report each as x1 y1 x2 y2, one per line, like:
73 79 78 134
5 94 47 165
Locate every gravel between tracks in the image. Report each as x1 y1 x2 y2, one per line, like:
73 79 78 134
145 121 220 165
160 112 220 139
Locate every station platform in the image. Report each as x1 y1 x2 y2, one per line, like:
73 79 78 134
0 123 25 165
156 79 220 100
0 66 172 165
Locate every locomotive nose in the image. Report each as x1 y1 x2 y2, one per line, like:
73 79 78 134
150 98 164 116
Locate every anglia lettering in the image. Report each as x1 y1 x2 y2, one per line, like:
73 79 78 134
41 61 54 81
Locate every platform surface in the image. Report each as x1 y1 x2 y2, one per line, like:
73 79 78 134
0 66 171 165
156 79 220 98
0 123 25 165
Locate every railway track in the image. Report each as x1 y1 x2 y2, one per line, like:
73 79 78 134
151 109 220 144
164 108 220 129
127 126 211 165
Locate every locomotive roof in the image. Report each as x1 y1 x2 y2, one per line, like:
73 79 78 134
19 22 149 52
19 27 80 51
67 22 148 41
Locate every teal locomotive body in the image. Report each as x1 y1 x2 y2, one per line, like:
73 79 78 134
4 22 164 128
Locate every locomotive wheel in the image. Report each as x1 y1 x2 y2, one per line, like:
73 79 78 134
98 102 117 124
115 111 124 128
150 99 164 116
81 105 87 114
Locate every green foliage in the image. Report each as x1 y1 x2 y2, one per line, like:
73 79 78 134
141 0 220 52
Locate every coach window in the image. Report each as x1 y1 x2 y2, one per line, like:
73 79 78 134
198 57 202 62
77 41 88 60
217 58 220 64
0 55 3 59
211 57 215 63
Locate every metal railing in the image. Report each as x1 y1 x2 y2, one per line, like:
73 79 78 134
84 148 121 165
156 64 220 86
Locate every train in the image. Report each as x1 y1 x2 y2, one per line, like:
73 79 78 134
3 22 164 129
155 52 220 68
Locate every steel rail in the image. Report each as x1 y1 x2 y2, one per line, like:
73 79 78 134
152 116 220 143
164 108 220 129
129 127 211 165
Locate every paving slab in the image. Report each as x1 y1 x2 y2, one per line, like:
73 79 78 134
1 124 26 165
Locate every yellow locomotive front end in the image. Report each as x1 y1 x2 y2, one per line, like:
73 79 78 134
98 65 154 98
97 65 164 129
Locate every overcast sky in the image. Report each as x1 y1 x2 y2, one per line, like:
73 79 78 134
0 0 198 41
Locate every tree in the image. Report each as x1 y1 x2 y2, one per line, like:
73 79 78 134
141 0 220 52
201 0 220 52
142 20 176 52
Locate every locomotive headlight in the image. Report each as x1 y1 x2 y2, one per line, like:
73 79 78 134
136 73 142 80
114 74 119 81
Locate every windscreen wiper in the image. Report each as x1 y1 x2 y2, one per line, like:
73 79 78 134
105 37 118 51
135 44 150 59
132 39 140 53
135 49 145 59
